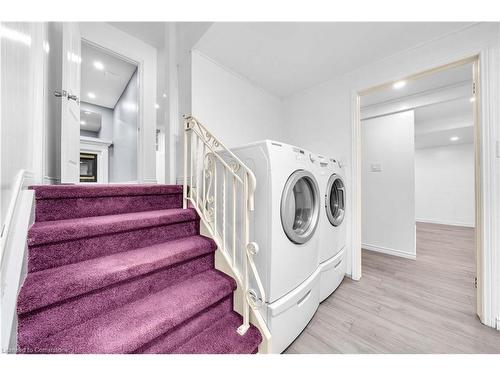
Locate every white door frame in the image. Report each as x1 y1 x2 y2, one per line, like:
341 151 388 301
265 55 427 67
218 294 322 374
60 22 81 183
350 50 499 329
79 22 158 184
79 136 112 183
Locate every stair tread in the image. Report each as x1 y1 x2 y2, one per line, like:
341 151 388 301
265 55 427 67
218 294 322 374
29 184 182 199
18 235 216 315
173 311 262 354
34 269 236 354
28 208 198 246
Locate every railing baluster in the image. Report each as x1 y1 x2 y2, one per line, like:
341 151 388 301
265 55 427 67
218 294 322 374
222 168 227 253
190 131 193 203
195 136 199 206
183 123 188 209
232 176 237 268
202 143 206 217
238 172 250 335
183 116 267 340
214 161 218 241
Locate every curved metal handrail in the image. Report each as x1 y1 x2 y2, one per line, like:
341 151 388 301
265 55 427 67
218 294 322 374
184 115 257 210
182 115 267 336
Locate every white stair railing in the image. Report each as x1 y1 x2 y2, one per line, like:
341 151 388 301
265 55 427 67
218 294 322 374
183 115 267 336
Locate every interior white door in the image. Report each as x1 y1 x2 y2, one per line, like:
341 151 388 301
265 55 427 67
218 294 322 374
60 22 81 183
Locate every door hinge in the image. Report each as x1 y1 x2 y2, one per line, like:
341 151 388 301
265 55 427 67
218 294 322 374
474 277 478 288
472 82 477 95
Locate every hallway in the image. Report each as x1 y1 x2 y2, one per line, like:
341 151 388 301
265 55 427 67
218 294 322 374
286 223 500 353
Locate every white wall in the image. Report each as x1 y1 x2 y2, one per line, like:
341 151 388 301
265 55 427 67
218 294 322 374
362 111 416 258
0 21 47 352
111 69 138 182
415 143 475 227
80 101 114 140
1 22 45 228
282 73 355 271
174 25 213 181
190 50 284 175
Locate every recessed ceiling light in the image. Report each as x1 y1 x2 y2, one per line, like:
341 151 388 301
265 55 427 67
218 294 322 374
155 103 160 109
450 136 459 141
393 80 407 89
470 96 476 102
162 93 167 98
88 92 96 99
84 111 91 115
80 120 86 125
93 61 104 70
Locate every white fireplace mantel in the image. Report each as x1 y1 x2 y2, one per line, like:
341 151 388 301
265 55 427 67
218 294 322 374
80 136 112 183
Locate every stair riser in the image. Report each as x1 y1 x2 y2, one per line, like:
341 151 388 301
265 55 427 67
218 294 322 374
35 194 183 222
135 296 233 353
18 253 214 352
28 220 200 272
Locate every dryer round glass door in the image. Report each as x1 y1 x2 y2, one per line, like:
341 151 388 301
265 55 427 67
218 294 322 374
281 170 320 244
326 174 345 227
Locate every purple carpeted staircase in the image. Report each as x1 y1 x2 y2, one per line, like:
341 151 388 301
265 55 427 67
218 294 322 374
17 184 262 354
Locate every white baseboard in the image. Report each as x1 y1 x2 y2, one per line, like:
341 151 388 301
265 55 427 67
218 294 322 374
416 218 475 228
43 176 60 184
362 243 416 260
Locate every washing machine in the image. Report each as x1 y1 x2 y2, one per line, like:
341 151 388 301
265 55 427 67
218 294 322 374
316 155 347 302
229 140 322 353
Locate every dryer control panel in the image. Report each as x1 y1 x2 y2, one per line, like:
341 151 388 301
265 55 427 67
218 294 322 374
292 147 306 162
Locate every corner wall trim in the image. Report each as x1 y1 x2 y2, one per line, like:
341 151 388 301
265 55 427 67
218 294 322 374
362 243 416 260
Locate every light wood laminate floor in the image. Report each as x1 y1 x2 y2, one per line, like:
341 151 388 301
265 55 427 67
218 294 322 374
285 222 500 353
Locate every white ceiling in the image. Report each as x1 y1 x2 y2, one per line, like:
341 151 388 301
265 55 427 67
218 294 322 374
359 60 473 150
107 22 166 48
194 22 474 98
81 41 137 109
361 63 472 108
415 98 473 149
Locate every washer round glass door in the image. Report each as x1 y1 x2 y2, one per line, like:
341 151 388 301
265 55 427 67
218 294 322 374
280 170 320 244
326 174 345 227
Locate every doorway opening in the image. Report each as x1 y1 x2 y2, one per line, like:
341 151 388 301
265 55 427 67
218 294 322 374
79 40 139 183
356 57 487 330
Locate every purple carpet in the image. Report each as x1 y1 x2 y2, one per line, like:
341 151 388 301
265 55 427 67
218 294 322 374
17 184 262 354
